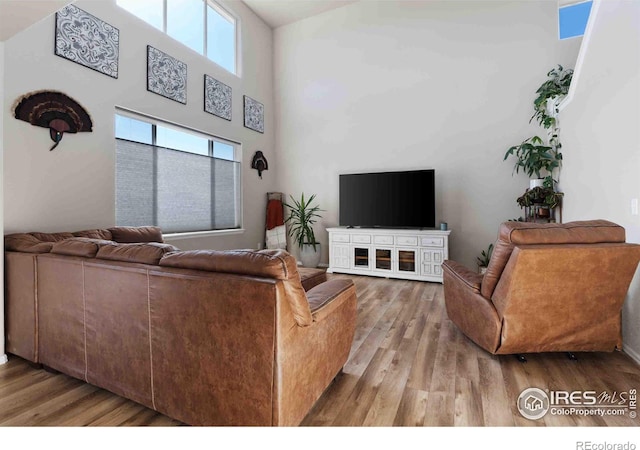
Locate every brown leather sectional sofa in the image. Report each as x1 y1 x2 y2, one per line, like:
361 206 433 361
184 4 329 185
4 226 357 426
443 220 640 355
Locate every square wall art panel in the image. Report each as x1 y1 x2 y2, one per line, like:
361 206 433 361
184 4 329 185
204 75 232 121
147 46 187 104
55 4 119 78
244 95 264 133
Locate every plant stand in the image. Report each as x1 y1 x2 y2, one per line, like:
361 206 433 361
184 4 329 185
524 203 562 223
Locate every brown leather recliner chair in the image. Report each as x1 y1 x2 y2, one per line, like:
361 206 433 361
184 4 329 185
442 220 640 355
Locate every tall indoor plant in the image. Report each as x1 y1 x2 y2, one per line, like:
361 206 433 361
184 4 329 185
504 65 573 190
284 192 323 268
503 135 560 187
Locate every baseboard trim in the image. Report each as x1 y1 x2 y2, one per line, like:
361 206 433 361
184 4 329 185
623 345 640 365
0 354 8 365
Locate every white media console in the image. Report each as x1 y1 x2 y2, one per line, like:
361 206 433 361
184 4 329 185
326 227 451 283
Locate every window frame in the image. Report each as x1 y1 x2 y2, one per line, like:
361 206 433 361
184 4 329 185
117 0 240 76
114 108 244 238
205 1 239 76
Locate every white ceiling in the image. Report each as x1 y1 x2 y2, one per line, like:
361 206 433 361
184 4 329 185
241 0 358 28
0 0 578 43
0 0 355 43
0 0 354 41
0 0 72 42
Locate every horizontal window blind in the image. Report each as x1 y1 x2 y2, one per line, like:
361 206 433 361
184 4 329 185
116 138 240 233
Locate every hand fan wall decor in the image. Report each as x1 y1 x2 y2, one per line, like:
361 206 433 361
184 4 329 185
13 90 93 151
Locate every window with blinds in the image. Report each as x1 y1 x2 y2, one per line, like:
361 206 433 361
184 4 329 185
115 113 241 234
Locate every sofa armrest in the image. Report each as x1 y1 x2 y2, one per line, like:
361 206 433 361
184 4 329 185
442 264 501 353
306 278 355 323
274 276 357 425
298 267 327 291
442 260 483 293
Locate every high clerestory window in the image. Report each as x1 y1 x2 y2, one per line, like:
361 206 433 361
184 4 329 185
116 0 237 74
115 111 241 234
559 1 593 39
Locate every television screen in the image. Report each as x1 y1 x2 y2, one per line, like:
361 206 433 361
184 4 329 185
339 169 435 228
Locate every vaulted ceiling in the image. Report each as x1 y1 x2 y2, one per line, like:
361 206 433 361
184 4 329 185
0 0 72 42
0 0 576 42
0 0 357 42
241 0 357 28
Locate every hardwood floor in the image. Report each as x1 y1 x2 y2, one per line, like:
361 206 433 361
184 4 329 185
1 274 639 426
303 275 640 427
0 360 181 426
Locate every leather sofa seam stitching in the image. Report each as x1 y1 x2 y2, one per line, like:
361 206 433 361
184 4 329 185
34 256 39 362
82 261 88 382
147 269 156 411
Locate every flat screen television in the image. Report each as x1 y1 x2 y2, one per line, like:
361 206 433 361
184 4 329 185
339 169 435 228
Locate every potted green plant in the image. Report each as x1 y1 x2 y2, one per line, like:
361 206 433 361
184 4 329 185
517 186 564 221
284 192 323 268
504 65 572 190
503 135 561 188
516 186 563 208
477 243 494 274
531 65 573 130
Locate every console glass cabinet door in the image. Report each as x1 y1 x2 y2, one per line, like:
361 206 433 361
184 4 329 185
353 247 370 269
375 248 393 271
397 249 418 274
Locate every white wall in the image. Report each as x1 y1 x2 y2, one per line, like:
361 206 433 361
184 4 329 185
274 0 580 268
0 40 6 365
560 0 640 362
3 0 275 252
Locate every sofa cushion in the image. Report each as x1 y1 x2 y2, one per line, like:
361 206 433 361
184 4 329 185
159 249 299 280
160 249 313 326
108 226 164 243
500 220 625 245
51 237 114 258
72 229 113 240
97 242 179 265
29 232 74 242
4 233 54 253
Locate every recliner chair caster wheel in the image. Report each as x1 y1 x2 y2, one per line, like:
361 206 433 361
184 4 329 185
566 352 577 361
515 354 527 363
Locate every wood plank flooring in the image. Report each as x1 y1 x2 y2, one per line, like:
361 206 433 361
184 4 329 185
1 274 639 426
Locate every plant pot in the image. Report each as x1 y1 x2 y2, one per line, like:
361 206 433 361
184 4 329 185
530 178 544 189
538 207 550 218
300 243 321 268
478 266 488 275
